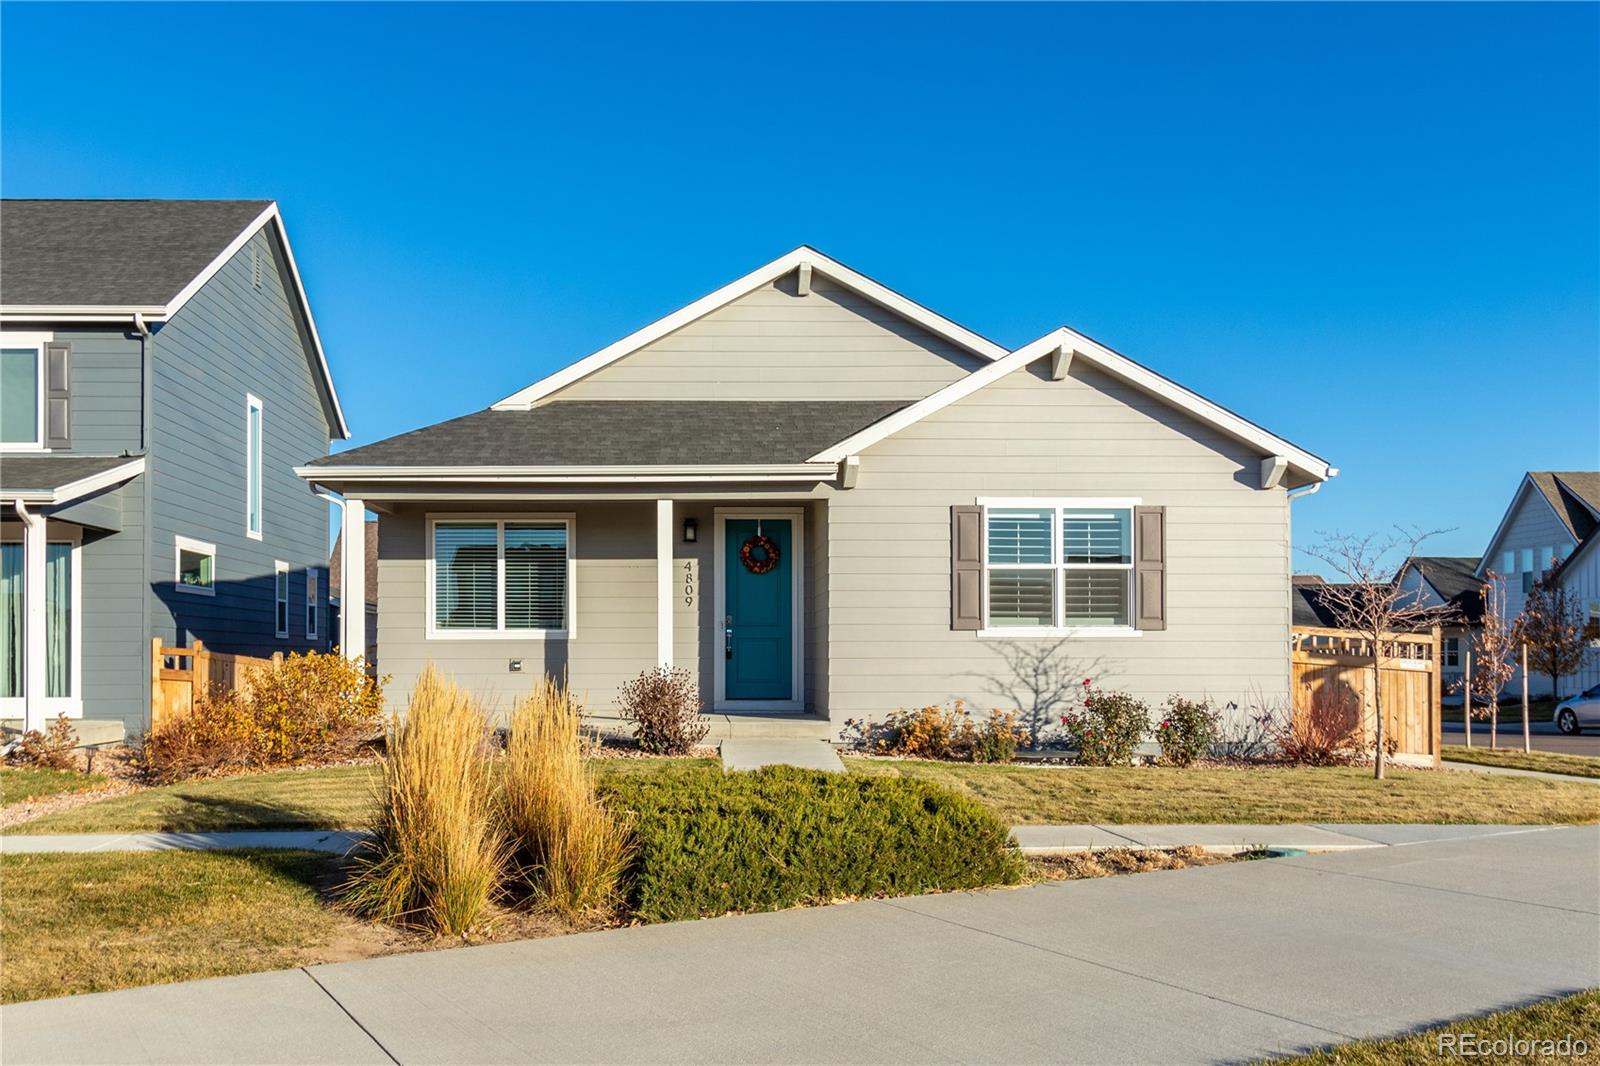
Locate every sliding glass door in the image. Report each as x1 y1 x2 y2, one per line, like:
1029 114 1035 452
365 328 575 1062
0 537 78 713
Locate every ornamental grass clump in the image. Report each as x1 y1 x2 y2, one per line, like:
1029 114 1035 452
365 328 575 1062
501 677 631 919
1061 680 1149 766
344 665 505 936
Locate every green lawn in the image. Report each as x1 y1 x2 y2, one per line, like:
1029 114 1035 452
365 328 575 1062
10 755 1600 834
0 767 106 805
1282 990 1600 1064
0 850 383 1004
1444 745 1600 780
847 759 1600 825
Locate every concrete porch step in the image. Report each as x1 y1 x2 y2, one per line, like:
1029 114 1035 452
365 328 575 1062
1 718 126 748
584 711 834 742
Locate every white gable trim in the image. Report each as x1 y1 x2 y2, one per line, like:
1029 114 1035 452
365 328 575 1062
490 247 1009 410
0 204 350 440
1474 474 1572 578
809 326 1334 483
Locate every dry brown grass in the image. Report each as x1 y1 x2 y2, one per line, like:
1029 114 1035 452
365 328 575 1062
1031 845 1232 881
501 677 631 919
343 665 506 935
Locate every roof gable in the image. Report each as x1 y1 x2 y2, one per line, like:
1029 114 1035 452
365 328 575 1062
1 198 349 439
810 326 1334 485
1475 472 1600 578
491 247 1009 410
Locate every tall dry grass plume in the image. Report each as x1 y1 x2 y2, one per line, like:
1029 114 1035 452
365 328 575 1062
502 676 631 919
345 665 505 935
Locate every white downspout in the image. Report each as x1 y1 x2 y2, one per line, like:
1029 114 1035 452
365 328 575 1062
12 500 48 734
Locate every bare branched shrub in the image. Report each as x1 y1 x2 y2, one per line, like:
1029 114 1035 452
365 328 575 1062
1272 683 1363 766
840 702 1030 763
502 677 630 919
344 665 505 936
618 667 708 755
8 714 78 771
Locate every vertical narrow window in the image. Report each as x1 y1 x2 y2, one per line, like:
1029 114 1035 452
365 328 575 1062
0 543 20 697
1501 551 1514 576
1 344 43 448
246 394 264 538
306 569 319 639
275 561 289 638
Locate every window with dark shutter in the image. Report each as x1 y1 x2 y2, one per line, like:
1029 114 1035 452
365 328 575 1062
951 506 983 630
1134 505 1167 631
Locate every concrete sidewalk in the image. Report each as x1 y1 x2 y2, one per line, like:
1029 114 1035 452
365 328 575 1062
0 823 1564 855
4 826 1595 1064
1439 759 1600 784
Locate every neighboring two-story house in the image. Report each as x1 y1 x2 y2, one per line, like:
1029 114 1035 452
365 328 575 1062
1475 471 1600 699
0 199 348 738
1393 556 1485 698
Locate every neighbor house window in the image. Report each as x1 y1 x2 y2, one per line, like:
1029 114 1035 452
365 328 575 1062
1520 548 1535 593
0 539 74 700
985 501 1134 630
306 569 319 639
174 536 216 596
275 561 289 638
246 394 264 538
1 340 44 450
429 516 573 636
1500 551 1514 577
1443 637 1460 668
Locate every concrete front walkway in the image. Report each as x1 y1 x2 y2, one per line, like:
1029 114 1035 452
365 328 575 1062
1439 759 1600 784
4 826 1595 1065
0 830 368 855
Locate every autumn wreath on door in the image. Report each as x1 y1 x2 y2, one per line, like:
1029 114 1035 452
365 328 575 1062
739 532 781 575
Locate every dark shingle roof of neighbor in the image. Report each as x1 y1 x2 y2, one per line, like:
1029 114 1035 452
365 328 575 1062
1292 584 1345 628
1 199 271 306
0 454 141 495
306 400 912 468
1402 556 1486 625
1528 471 1600 544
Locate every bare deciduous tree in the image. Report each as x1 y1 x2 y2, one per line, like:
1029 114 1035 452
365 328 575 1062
1467 572 1518 748
1517 557 1592 703
1301 527 1457 779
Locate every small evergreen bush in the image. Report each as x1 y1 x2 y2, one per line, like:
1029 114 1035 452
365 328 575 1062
600 764 1024 922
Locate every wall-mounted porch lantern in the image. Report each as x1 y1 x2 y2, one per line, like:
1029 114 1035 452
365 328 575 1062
683 517 698 543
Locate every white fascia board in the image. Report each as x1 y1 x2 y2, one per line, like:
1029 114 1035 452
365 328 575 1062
0 457 146 505
1 206 351 440
294 463 837 484
810 326 1335 484
490 246 1010 410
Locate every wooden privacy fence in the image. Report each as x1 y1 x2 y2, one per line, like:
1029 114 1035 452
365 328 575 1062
151 638 280 730
1291 625 1442 766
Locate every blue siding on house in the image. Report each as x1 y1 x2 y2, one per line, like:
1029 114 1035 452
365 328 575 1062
148 228 335 663
77 480 148 734
58 328 144 454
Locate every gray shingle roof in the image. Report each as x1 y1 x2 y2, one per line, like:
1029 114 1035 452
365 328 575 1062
0 454 141 495
1 199 271 306
306 400 911 469
1529 471 1600 544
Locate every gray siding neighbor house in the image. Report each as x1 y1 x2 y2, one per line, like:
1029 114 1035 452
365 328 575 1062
299 248 1334 738
1 199 349 738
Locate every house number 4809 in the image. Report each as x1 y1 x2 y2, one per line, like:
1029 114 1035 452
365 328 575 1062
682 560 696 607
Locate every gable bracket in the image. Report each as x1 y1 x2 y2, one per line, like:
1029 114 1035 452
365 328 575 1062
797 262 813 297
839 454 861 490
1050 345 1075 381
1260 455 1289 490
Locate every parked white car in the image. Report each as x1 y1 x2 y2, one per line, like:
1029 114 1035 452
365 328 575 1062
1554 685 1600 735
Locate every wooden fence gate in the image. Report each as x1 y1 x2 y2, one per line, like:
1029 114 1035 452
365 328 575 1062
1290 625 1442 767
151 639 281 730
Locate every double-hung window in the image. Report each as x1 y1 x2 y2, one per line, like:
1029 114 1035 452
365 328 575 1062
984 500 1135 631
306 569 319 639
1 335 47 450
429 516 573 637
246 395 264 539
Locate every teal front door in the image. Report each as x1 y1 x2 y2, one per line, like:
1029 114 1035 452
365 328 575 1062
724 518 793 701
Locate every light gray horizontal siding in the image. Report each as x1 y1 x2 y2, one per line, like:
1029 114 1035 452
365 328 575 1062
824 360 1293 732
552 276 984 402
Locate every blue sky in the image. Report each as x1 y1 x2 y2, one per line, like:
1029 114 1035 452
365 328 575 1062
3 2 1596 570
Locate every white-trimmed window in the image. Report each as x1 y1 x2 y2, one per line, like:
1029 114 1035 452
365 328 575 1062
174 536 217 596
983 499 1135 632
1443 636 1460 668
306 569 319 639
1 334 48 451
275 561 289 638
427 515 574 638
246 394 264 539
1 525 82 715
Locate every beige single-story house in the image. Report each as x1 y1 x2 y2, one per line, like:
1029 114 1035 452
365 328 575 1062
297 248 1334 737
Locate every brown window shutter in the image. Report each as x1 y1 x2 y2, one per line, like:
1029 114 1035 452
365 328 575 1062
44 341 71 449
1134 505 1166 631
951 505 983 631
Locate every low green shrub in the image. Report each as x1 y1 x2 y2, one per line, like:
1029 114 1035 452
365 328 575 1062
600 764 1024 922
1155 696 1220 767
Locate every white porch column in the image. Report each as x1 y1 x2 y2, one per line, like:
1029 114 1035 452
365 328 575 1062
15 503 47 733
656 499 673 669
342 498 368 664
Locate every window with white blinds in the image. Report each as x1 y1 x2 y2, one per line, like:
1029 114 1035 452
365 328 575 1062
985 501 1135 630
430 517 572 635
